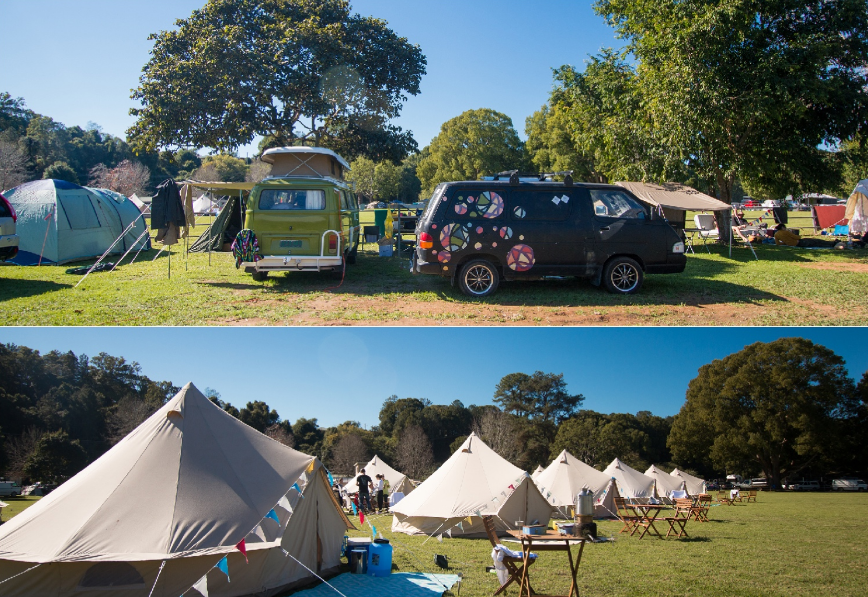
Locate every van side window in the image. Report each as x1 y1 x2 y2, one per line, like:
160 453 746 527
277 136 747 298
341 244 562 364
590 190 646 219
339 191 348 210
510 191 573 221
259 189 326 210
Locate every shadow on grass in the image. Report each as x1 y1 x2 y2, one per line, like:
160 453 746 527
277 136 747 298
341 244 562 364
673 536 713 543
0 277 72 299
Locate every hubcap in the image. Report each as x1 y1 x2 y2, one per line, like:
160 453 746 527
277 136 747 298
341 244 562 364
465 265 493 294
611 263 638 292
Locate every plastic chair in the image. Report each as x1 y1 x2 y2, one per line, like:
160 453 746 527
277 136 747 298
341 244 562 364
693 214 719 252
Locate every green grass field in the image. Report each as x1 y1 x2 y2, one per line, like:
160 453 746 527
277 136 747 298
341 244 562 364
4 493 866 596
1 208 864 326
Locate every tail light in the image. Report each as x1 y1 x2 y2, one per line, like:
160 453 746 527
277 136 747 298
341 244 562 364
329 234 337 252
419 231 434 249
1 194 15 223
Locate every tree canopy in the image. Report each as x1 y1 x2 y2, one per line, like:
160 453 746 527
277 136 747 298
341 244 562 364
128 0 426 162
416 109 527 196
668 338 860 486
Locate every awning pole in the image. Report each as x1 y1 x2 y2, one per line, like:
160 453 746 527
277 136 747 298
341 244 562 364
208 191 213 267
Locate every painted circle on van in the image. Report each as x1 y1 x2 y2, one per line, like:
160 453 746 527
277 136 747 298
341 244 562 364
454 203 468 215
431 224 437 229
477 191 504 219
507 244 535 272
499 227 513 239
439 223 469 251
474 242 482 250
437 251 452 263
514 206 526 219
467 196 476 203
519 235 525 241
476 226 484 234
492 242 498 248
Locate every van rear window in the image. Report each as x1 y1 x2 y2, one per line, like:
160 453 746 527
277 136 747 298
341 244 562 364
0 200 9 218
259 189 325 210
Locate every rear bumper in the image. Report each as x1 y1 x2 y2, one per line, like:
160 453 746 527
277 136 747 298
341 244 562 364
410 252 442 275
0 234 19 261
243 254 342 272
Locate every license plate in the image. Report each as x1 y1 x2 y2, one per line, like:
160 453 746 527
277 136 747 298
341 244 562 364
279 240 302 248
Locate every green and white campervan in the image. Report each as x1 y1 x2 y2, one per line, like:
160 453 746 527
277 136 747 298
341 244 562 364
242 147 360 280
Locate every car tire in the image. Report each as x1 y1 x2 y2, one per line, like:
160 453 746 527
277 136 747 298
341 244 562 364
458 259 499 297
603 257 643 294
251 271 269 281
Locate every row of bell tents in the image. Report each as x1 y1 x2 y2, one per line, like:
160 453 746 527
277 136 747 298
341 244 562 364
0 382 706 595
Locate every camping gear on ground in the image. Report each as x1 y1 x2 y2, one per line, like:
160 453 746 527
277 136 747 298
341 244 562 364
5 179 149 265
391 432 552 537
65 262 115 274
434 554 449 570
349 550 368 574
368 538 392 577
0 382 354 597
288 572 462 597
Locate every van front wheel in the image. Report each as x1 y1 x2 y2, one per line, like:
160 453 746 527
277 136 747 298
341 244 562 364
603 257 643 294
458 260 499 297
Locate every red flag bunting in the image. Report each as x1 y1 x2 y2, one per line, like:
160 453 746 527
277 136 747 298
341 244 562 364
236 538 248 563
360 511 365 525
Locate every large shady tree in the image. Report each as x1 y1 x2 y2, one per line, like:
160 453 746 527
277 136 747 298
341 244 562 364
668 338 860 487
128 0 426 161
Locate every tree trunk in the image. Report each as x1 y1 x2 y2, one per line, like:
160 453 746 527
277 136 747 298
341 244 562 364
714 171 734 245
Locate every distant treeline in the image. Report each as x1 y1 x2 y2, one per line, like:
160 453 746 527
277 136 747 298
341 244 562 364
0 343 676 486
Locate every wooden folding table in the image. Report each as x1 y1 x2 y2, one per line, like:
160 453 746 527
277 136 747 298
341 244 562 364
507 530 585 597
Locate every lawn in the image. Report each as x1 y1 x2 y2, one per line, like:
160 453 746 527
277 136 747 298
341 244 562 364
1 209 865 326
3 493 866 596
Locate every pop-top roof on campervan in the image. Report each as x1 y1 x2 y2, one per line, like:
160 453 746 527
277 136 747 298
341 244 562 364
261 147 351 180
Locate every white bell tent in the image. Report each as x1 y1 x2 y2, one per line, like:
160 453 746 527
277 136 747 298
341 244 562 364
603 458 656 499
534 450 619 518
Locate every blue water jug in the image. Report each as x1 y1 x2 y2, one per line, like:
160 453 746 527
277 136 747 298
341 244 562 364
367 538 392 577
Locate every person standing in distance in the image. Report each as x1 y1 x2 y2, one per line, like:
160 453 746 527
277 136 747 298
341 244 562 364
356 468 374 513
373 474 385 513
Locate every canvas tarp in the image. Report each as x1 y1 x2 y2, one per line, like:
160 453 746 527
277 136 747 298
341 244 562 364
644 465 686 499
5 179 149 265
188 195 243 253
534 450 618 518
603 458 656 499
670 468 707 496
616 181 731 212
0 383 352 597
347 455 414 496
845 180 868 234
261 147 350 179
391 433 551 536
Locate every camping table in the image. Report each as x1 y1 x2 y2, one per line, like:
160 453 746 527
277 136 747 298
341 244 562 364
506 530 585 597
628 504 666 539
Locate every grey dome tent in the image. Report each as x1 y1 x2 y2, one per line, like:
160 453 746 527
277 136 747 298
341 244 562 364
5 179 149 265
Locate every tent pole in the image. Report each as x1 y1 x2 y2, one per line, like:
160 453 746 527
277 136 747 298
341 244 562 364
168 246 171 279
729 208 732 258
208 191 213 267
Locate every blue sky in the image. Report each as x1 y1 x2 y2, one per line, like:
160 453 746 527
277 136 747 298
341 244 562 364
0 0 619 157
2 328 866 429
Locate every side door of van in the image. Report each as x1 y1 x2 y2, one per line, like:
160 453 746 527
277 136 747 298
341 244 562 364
506 188 595 276
339 189 360 253
589 188 666 265
252 186 333 256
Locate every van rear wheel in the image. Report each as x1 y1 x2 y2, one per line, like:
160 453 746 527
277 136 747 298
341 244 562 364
458 259 499 297
603 257 643 294
251 271 269 282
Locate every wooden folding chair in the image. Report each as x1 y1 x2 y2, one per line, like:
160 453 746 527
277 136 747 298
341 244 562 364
744 490 758 503
614 497 641 535
695 494 711 522
482 515 535 596
716 490 733 505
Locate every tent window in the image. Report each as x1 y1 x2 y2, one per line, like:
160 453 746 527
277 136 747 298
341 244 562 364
259 189 326 210
58 193 102 229
79 562 145 587
591 190 646 219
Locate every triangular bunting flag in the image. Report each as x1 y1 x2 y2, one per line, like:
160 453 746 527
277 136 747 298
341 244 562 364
327 471 335 487
436 533 443 543
251 524 266 542
371 525 377 538
235 539 248 564
466 516 473 525
306 459 316 473
291 483 302 493
446 528 452 538
351 502 358 515
500 491 506 497
278 495 292 514
193 575 209 597
360 511 365 525
492 497 498 503
457 521 464 531
215 557 229 581
474 510 482 517
265 509 280 524
508 484 515 490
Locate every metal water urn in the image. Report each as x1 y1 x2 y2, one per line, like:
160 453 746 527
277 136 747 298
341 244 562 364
577 489 594 517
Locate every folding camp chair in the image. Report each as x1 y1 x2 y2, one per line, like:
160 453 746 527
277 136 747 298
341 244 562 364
362 225 380 248
744 490 758 503
614 497 642 535
693 214 719 252
482 515 536 596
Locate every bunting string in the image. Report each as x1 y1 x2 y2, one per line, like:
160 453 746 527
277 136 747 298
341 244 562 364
282 549 349 597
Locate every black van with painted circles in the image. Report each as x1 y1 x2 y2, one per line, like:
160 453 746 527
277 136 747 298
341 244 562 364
410 179 686 297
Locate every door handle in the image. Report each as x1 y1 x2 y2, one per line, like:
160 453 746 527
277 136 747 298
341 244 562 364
599 226 610 232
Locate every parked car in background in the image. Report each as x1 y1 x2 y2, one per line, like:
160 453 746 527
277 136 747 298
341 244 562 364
0 481 22 497
832 478 867 491
762 200 781 208
786 480 821 491
0 192 19 262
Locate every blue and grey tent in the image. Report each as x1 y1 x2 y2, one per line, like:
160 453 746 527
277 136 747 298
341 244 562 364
4 179 150 265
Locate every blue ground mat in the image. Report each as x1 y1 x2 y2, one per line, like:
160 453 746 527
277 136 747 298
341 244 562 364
292 572 461 597
8 250 56 266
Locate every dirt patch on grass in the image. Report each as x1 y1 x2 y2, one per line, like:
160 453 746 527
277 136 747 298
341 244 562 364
797 262 868 273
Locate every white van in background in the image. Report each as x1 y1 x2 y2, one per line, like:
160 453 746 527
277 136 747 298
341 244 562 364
0 481 22 497
832 478 867 491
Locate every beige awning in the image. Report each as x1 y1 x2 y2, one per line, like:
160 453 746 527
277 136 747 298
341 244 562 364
616 181 731 211
184 180 257 192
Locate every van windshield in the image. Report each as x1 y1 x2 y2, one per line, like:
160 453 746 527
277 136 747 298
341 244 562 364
259 189 325 210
